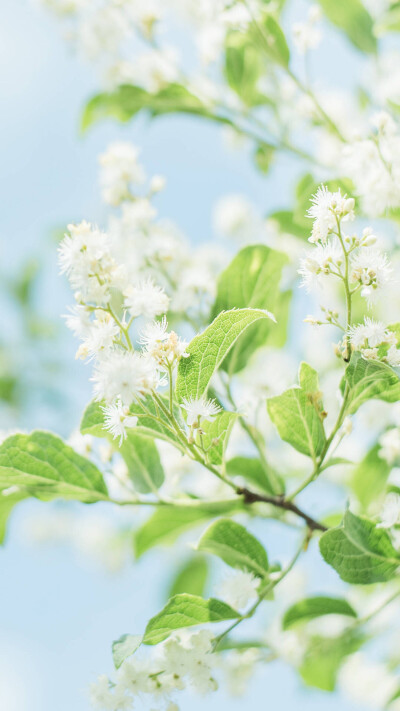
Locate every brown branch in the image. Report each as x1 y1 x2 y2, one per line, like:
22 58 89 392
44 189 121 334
236 487 328 532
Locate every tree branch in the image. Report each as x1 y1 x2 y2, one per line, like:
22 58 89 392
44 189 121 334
236 486 328 532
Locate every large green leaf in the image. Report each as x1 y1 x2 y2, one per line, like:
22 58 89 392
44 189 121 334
211 246 288 374
343 353 400 415
175 308 275 401
120 432 165 494
316 0 376 53
80 397 185 450
143 593 240 645
224 32 264 105
259 15 290 67
300 630 366 691
319 509 400 584
197 518 269 578
0 431 108 503
168 556 209 598
267 362 326 458
282 596 357 630
199 411 237 465
226 455 283 496
82 83 234 132
351 443 391 510
134 501 242 558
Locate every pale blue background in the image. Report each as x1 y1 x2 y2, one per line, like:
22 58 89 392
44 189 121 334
0 2 369 709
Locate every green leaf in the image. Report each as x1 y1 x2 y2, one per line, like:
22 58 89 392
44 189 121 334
198 411 237 465
112 634 143 669
254 143 276 173
259 15 290 67
211 246 286 374
268 210 310 240
120 432 164 494
82 83 234 132
0 491 27 544
143 593 240 645
224 32 264 105
134 501 242 558
343 353 400 415
267 362 326 458
168 556 209 598
316 0 376 53
319 509 400 584
282 596 357 630
300 630 366 691
226 455 283 496
0 431 108 503
351 443 391 510
197 518 269 578
175 308 275 401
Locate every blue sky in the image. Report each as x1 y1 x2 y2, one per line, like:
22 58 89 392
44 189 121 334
0 2 370 710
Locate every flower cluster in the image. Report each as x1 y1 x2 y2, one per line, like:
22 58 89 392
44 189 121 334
90 630 218 711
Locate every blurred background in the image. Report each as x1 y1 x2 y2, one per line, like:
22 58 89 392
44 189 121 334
0 1 373 709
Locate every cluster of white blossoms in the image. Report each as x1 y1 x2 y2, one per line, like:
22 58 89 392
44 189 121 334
299 185 400 364
292 5 322 55
341 112 400 216
90 630 217 711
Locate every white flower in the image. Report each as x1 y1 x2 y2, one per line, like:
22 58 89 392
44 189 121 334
90 674 132 711
217 570 259 610
99 142 145 206
377 493 400 529
339 653 398 708
386 345 400 367
307 186 354 244
102 400 138 446
124 279 170 320
77 314 120 360
92 351 159 405
292 5 322 55
350 248 392 304
348 318 388 349
162 630 217 694
140 317 188 364
67 430 93 456
58 221 111 285
181 396 221 427
212 194 260 242
298 241 343 290
379 428 400 464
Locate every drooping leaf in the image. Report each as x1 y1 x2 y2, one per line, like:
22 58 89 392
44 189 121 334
112 634 143 669
120 432 165 494
316 0 376 53
319 509 400 584
143 593 240 645
175 308 275 401
168 556 209 598
226 455 283 496
351 443 391 510
282 596 357 630
134 501 242 558
0 491 27 544
343 353 400 415
267 362 326 458
224 32 264 105
300 630 366 691
0 431 108 503
199 411 238 465
258 15 290 67
197 518 269 578
211 246 287 374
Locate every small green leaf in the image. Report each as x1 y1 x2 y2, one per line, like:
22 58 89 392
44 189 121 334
226 455 283 496
0 431 108 503
343 353 400 415
224 32 263 105
351 443 391 510
282 596 357 630
143 593 240 645
0 491 27 544
259 15 290 67
112 634 143 669
316 0 376 53
267 362 326 458
176 308 275 401
319 509 400 584
197 518 269 577
120 432 164 494
212 246 286 374
300 630 366 691
134 501 242 558
199 411 237 465
254 143 275 173
168 556 209 598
